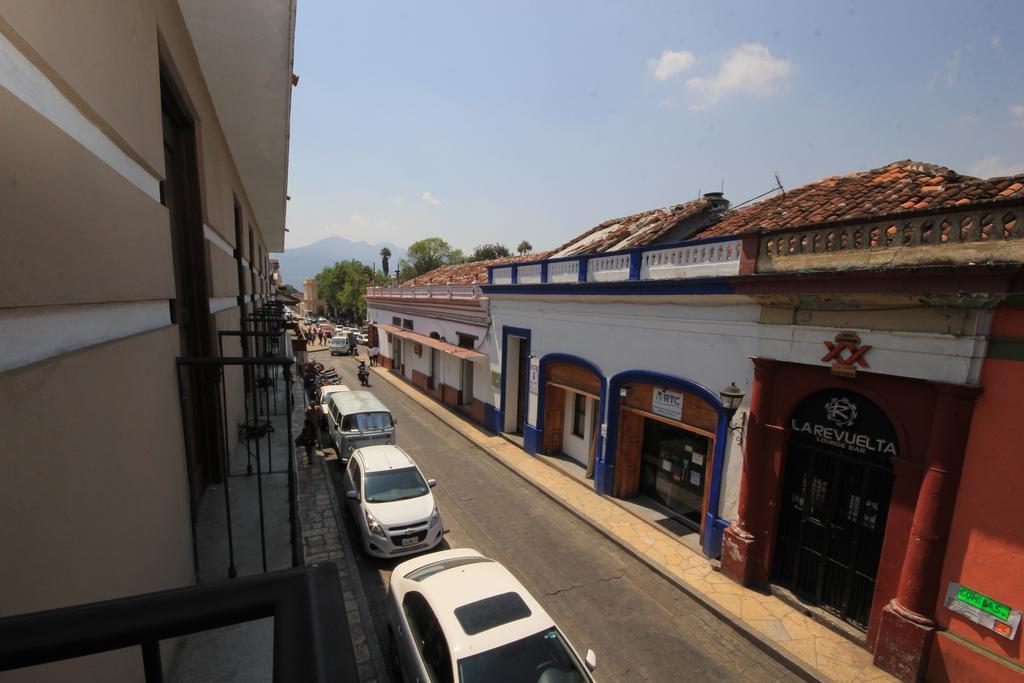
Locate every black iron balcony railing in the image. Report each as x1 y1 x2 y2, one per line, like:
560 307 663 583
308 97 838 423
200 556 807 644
0 563 359 682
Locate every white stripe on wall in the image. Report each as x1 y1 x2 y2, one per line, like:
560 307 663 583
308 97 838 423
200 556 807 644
0 301 171 373
209 297 237 314
241 258 250 269
0 30 162 202
204 224 235 258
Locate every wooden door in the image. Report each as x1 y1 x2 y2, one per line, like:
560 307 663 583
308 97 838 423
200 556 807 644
614 410 644 497
542 385 566 454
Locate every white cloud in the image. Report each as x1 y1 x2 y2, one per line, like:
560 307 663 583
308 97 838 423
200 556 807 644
992 35 1001 48
1011 104 1024 126
390 196 405 205
968 154 1024 178
958 113 979 124
349 213 370 225
421 191 442 206
648 50 696 81
946 49 962 87
685 43 794 105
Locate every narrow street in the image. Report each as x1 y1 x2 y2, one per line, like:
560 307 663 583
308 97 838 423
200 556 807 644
318 350 801 682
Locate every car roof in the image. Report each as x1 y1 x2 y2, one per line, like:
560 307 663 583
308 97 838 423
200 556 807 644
319 384 349 398
327 390 389 414
356 444 415 472
395 549 555 660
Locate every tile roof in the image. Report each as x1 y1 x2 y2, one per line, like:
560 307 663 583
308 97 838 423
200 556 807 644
702 160 1024 238
400 253 550 287
550 198 719 256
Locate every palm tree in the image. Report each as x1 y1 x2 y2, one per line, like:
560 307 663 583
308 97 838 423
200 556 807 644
517 240 532 256
380 247 392 275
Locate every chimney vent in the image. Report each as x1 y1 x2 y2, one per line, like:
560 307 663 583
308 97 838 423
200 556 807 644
702 191 730 211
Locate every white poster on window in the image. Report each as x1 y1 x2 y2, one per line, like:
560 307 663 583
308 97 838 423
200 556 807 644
652 388 684 421
528 359 539 395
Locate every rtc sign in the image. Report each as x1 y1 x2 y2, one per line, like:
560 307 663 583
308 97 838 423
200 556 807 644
651 388 684 421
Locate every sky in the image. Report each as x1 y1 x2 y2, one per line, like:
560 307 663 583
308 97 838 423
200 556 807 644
283 0 1024 252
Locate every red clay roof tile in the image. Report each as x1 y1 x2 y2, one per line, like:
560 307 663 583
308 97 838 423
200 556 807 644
701 160 1024 238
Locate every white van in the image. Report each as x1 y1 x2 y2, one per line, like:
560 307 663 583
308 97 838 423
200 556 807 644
326 390 396 460
330 335 353 356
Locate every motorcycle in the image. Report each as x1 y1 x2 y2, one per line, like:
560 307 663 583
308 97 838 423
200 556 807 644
357 362 370 387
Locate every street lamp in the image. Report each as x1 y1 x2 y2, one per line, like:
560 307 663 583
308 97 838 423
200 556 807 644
719 382 746 445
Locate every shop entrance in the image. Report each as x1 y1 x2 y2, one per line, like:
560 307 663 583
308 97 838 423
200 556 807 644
613 383 718 536
639 419 711 530
540 359 603 478
773 389 897 630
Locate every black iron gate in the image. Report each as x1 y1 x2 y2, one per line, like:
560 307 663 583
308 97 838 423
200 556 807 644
772 389 897 629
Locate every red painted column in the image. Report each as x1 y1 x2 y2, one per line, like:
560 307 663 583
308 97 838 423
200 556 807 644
722 357 783 586
874 382 981 682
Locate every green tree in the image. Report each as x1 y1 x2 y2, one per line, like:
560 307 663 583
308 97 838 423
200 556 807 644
517 240 533 256
469 243 512 261
398 237 465 279
314 259 374 320
379 247 392 275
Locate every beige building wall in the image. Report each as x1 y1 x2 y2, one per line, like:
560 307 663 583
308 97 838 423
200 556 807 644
0 1 291 680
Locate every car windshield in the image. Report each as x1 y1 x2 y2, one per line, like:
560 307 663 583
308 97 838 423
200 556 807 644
344 412 393 432
457 627 590 683
363 467 429 503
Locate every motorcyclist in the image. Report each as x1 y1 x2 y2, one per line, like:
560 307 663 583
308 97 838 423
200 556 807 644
357 359 369 386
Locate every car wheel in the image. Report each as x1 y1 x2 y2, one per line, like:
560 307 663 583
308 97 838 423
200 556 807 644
388 629 403 681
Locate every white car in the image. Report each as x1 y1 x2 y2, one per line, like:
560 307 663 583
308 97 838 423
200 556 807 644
387 548 596 683
342 445 444 558
330 336 353 355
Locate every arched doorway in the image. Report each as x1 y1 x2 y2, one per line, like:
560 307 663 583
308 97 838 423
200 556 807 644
537 355 604 478
773 388 898 630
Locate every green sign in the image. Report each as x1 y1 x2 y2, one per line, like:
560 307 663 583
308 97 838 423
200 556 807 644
957 586 1011 621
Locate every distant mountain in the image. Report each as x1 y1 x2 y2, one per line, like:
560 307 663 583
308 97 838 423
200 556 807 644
272 236 407 289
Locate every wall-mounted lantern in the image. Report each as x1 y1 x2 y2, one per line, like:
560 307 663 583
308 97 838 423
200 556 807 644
719 382 746 446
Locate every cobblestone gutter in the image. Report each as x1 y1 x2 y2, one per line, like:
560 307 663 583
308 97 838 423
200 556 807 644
294 408 388 682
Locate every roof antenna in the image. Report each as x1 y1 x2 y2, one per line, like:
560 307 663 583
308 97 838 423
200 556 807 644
774 172 786 196
697 185 701 200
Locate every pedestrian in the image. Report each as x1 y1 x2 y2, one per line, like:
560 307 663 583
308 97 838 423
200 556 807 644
296 422 316 465
371 345 381 366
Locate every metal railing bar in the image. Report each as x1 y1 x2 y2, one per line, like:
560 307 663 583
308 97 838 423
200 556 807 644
0 564 356 683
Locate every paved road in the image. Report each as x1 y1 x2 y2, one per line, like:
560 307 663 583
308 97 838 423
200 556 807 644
320 351 800 683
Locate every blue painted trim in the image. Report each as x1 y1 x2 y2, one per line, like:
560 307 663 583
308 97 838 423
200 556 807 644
523 423 542 453
482 278 735 297
499 326 532 434
484 403 500 434
485 232 745 275
628 251 642 280
540 262 548 283
534 354 607 467
577 255 589 282
603 370 731 558
511 265 518 284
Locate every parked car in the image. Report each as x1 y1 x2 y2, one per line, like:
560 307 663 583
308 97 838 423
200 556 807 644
317 383 350 411
326 390 395 458
342 445 443 558
357 332 369 345
387 548 597 682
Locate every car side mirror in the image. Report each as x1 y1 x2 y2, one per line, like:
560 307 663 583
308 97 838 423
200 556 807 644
585 649 597 672
427 479 437 488
345 491 360 502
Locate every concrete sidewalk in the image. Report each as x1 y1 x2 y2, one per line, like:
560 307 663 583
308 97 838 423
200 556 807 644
372 365 896 683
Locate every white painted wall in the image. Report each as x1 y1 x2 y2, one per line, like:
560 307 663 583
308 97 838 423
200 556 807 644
490 296 756 522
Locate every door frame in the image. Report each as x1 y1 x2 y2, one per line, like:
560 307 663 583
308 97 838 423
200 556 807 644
498 326 531 434
604 370 730 557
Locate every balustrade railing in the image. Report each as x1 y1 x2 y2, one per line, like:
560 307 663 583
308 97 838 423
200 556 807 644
757 206 1022 273
485 235 745 286
365 285 484 299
